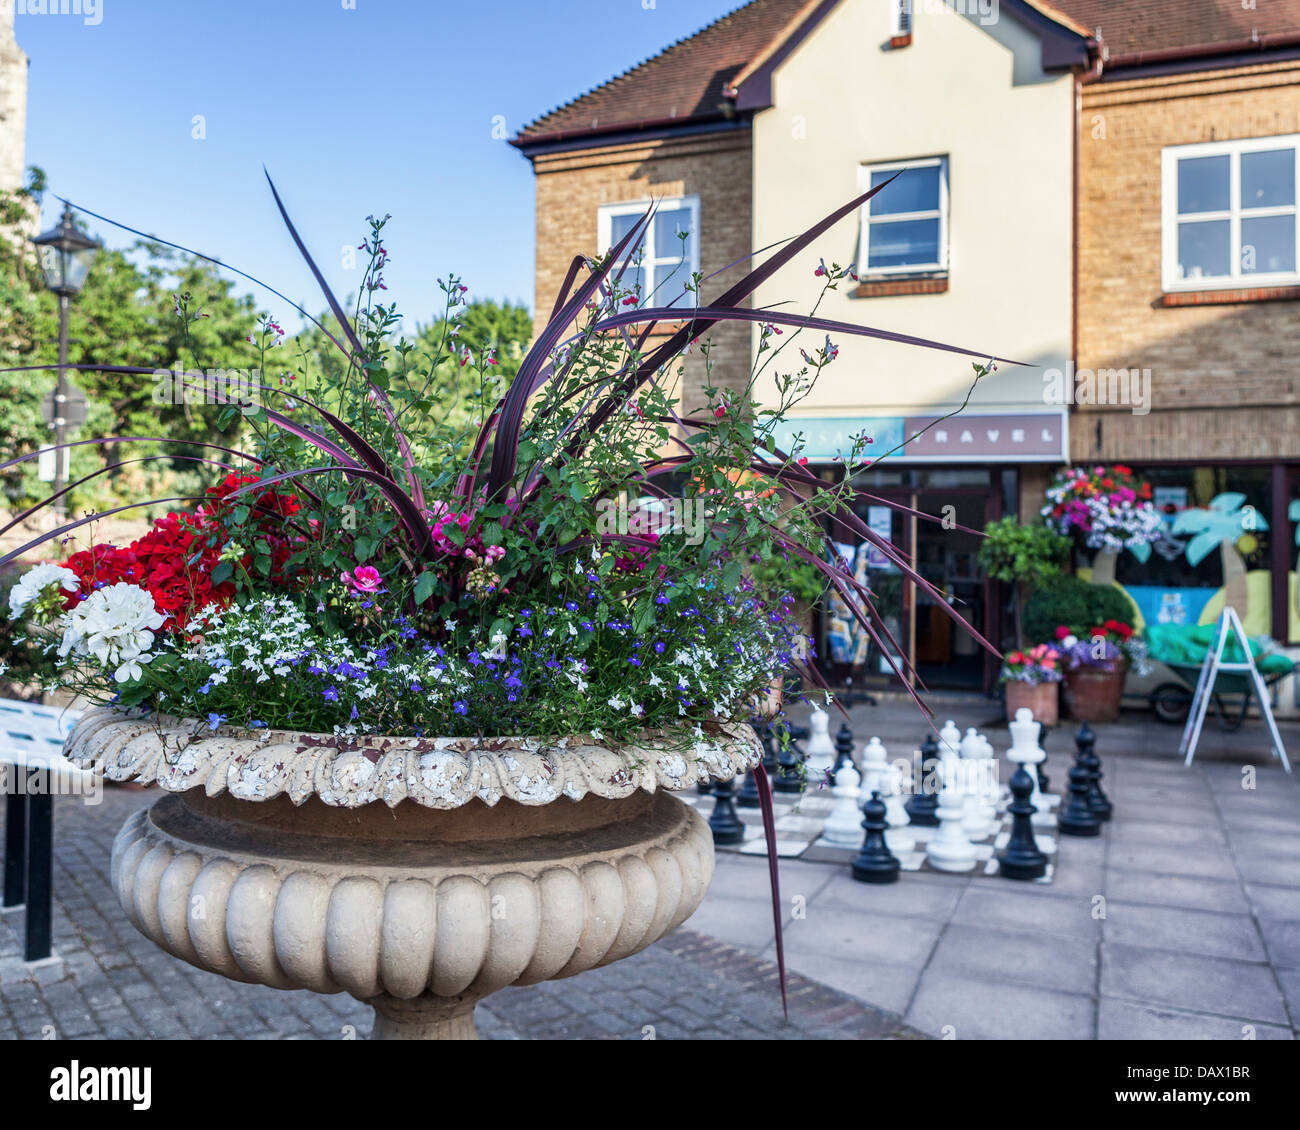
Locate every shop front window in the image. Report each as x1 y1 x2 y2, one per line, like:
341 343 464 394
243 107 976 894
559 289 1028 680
1114 466 1273 637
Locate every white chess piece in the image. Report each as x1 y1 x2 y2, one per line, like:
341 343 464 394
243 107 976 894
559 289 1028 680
926 769 977 872
804 705 835 783
822 761 863 847
959 727 982 759
977 734 1002 811
960 734 998 838
882 762 915 854
1007 708 1048 815
859 736 890 805
938 719 962 760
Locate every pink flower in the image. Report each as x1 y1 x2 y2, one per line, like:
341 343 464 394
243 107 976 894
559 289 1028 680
341 565 383 593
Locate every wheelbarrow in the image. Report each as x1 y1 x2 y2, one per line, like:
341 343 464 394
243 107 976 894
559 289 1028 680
1149 661 1292 730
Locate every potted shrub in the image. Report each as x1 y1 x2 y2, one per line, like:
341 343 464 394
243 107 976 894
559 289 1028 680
977 516 1069 647
2 181 999 1038
1055 620 1148 723
998 643 1063 725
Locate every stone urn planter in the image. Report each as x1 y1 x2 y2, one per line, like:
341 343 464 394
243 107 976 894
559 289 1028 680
1003 680 1059 726
1064 659 1128 723
64 708 761 1040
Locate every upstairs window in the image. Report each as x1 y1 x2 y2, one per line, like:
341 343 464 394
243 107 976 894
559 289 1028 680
857 157 948 276
1162 135 1299 290
890 0 913 47
597 195 700 308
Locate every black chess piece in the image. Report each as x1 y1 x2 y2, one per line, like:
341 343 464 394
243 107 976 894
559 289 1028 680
1075 722 1113 821
1057 764 1102 836
696 779 714 796
851 791 900 884
708 775 746 845
830 722 855 785
774 726 804 794
997 765 1048 880
737 718 772 808
905 734 941 827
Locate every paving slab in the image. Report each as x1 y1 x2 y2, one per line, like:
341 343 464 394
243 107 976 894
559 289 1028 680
1098 998 1293 1040
1104 842 1239 880
925 922 1099 995
1101 901 1267 962
1101 943 1289 1025
906 970 1096 1040
1257 919 1300 969
1105 870 1251 914
952 885 1103 940
1243 882 1300 922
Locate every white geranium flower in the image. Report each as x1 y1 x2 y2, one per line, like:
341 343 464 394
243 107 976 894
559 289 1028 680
8 563 79 621
58 582 165 676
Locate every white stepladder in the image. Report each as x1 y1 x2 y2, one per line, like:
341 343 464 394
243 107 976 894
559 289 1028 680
1179 607 1291 773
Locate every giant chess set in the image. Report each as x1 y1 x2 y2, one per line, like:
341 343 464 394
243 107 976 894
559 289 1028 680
683 706 1113 885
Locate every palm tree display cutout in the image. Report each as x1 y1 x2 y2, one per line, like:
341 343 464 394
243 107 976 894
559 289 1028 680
1173 492 1268 622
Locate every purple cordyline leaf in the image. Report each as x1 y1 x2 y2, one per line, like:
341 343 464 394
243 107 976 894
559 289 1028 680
51 198 356 361
482 206 655 503
222 465 435 558
752 762 788 1021
0 454 244 538
561 176 907 459
263 173 424 508
0 497 208 569
593 304 1023 367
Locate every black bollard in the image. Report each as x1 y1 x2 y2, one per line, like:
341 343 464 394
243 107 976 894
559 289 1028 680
997 766 1048 880
851 791 900 884
830 722 855 786
1076 722 1113 821
1057 763 1102 836
708 775 747 845
905 734 941 827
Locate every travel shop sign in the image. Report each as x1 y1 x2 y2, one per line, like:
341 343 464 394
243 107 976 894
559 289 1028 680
771 411 1067 464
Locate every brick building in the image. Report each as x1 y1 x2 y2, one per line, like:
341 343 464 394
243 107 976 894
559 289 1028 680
513 0 1300 694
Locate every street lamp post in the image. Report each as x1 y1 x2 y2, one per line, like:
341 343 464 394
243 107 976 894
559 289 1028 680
32 203 99 520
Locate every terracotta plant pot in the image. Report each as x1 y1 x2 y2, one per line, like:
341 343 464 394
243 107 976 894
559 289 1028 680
1004 680 1059 727
65 708 761 1040
1064 660 1127 723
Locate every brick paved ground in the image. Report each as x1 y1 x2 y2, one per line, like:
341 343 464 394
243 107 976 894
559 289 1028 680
0 788 920 1041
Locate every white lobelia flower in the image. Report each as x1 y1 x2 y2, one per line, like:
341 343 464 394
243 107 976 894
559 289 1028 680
8 563 80 621
58 582 166 677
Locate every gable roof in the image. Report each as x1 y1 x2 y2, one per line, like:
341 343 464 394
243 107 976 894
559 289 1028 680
513 0 1300 153
512 0 815 149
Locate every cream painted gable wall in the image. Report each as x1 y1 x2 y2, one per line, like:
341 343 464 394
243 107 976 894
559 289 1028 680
751 0 1074 425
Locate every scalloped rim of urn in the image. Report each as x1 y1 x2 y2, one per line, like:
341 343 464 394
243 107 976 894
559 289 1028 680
65 707 763 811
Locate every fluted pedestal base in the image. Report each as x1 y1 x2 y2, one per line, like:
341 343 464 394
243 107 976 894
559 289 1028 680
370 992 481 1040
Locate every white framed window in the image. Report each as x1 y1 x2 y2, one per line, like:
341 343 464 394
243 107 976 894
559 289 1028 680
891 0 912 40
857 157 948 276
1162 135 1299 291
597 195 701 308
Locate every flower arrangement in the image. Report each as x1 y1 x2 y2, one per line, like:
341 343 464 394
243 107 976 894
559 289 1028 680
1053 620 1149 673
2 178 1003 748
1041 464 1161 559
998 643 1063 686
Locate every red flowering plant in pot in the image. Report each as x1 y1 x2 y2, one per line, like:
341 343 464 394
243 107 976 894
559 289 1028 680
998 643 1063 726
2 175 1010 1033
1055 620 1150 723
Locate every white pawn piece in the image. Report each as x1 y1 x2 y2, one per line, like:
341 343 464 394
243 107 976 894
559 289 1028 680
938 719 962 760
977 734 1002 811
882 762 915 855
959 727 983 760
804 705 835 783
1007 708 1049 816
822 761 863 847
960 735 998 839
859 736 890 804
926 770 977 872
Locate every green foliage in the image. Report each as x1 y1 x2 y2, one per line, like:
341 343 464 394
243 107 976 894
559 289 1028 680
978 516 1070 589
750 553 826 605
1023 576 1137 644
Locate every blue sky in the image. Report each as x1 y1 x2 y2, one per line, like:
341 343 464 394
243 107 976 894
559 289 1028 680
18 0 743 327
